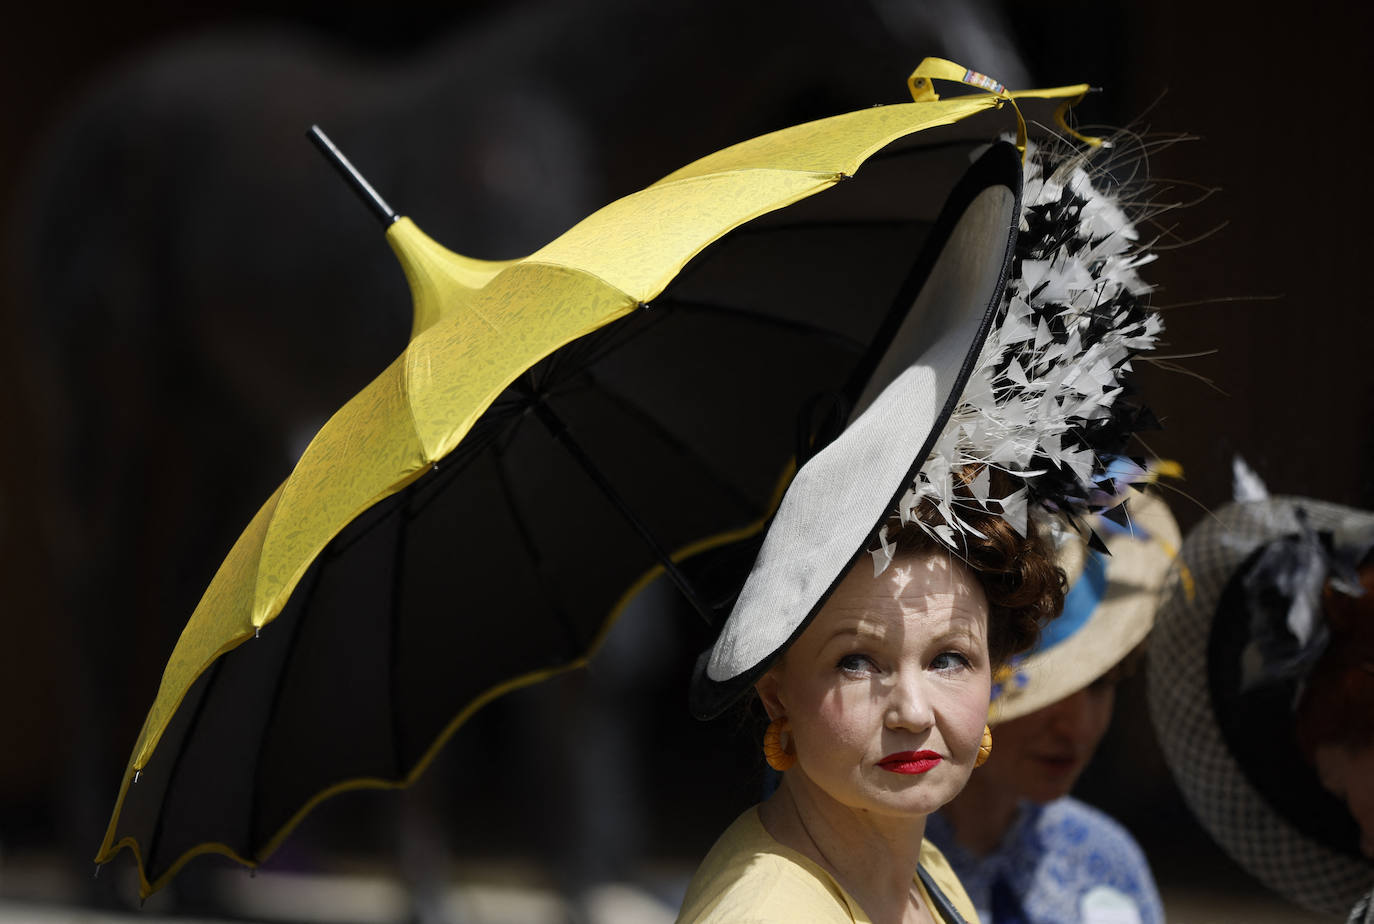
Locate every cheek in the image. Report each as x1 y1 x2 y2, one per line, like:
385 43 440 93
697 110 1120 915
938 676 994 753
808 688 881 749
1062 693 1116 756
976 709 1048 787
991 713 1048 756
1087 689 1116 737
783 674 877 756
1086 705 1114 747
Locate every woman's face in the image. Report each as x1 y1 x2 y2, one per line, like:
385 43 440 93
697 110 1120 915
1314 740 1374 858
757 549 991 819
1304 560 1374 858
978 672 1118 804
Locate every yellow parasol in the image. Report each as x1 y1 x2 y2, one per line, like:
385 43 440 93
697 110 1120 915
96 58 1090 897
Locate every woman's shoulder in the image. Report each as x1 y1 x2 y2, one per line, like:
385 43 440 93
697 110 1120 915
1034 797 1151 865
917 837 981 924
1028 797 1163 924
675 807 857 924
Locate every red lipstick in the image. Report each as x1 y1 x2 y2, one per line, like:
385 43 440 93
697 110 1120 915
878 750 942 774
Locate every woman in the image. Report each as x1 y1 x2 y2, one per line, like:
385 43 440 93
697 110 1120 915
927 488 1178 924
1296 557 1374 864
1148 462 1374 921
678 493 1063 923
676 124 1171 922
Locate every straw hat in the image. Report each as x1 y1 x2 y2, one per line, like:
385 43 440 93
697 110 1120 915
1147 491 1374 916
989 487 1179 724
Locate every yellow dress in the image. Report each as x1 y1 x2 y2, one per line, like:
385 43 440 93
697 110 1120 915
677 807 980 923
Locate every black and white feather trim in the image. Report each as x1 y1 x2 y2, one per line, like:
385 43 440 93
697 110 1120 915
875 140 1164 569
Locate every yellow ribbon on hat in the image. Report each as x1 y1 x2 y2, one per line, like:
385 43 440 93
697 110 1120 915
907 57 1104 156
1134 457 1197 601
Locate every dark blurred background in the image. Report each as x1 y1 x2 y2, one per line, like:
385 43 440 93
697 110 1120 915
2 0 1371 920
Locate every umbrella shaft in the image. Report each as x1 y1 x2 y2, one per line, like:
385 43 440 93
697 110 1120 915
307 125 399 227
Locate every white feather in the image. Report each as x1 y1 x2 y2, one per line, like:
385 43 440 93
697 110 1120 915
1232 456 1270 503
889 138 1163 554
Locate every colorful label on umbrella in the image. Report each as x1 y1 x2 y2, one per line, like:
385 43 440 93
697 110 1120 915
961 69 1005 94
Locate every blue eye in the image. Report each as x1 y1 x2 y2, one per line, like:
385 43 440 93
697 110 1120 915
931 651 971 672
837 653 877 674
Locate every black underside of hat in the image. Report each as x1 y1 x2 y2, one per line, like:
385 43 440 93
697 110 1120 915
687 140 1024 720
1209 543 1365 857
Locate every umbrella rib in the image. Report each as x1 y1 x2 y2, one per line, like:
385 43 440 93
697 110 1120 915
441 407 522 473
723 216 915 235
530 398 715 627
653 296 866 353
492 447 584 658
328 409 517 557
339 411 517 543
542 308 673 386
865 136 990 161
386 489 410 775
246 559 325 852
143 656 227 876
576 370 758 513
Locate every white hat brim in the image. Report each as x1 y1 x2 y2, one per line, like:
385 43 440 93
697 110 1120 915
690 143 1022 718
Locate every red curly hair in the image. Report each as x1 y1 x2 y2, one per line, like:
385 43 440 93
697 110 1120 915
882 468 1066 668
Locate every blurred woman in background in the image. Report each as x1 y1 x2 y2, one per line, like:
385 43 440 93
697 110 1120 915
928 489 1177 924
1149 462 1374 922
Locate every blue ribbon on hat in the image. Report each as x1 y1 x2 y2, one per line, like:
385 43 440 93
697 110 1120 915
992 498 1158 699
1033 499 1163 654
1036 548 1109 653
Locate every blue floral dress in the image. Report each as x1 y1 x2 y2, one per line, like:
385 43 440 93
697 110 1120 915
926 798 1163 924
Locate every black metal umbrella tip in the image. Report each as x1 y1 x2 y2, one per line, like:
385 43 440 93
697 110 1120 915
307 125 401 228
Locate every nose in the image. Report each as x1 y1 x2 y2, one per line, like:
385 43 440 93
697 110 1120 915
885 669 935 733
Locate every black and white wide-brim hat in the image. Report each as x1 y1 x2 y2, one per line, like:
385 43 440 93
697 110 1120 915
1147 493 1374 916
690 135 1165 720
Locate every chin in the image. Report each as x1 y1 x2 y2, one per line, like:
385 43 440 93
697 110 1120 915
860 795 951 819
860 775 968 816
1021 777 1077 804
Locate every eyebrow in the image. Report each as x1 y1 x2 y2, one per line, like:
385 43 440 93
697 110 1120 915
823 621 885 643
932 620 982 647
821 611 984 648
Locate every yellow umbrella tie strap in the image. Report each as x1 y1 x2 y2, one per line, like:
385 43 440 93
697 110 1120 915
907 57 1005 101
907 57 1104 154
907 57 1027 154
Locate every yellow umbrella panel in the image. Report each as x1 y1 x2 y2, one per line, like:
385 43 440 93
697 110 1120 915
97 61 1089 896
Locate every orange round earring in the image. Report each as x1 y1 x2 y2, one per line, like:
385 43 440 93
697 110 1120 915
763 717 796 772
975 724 993 768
